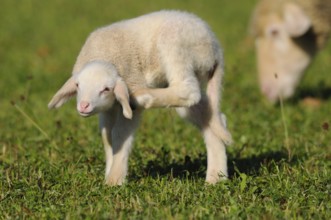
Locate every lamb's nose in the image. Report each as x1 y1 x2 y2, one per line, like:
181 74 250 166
80 101 90 111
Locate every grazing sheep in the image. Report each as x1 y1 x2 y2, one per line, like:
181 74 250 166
250 0 331 102
48 10 232 185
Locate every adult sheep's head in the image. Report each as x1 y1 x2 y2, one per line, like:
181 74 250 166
251 1 318 103
48 61 132 119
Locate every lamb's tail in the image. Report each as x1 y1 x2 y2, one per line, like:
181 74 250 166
206 61 232 145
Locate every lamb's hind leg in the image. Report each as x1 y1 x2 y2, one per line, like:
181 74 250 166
176 95 228 184
133 54 202 110
203 126 228 183
134 75 201 109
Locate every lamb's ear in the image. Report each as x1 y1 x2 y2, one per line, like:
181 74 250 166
114 78 132 119
284 3 311 37
48 76 77 109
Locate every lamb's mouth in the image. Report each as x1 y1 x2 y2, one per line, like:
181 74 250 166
78 111 94 117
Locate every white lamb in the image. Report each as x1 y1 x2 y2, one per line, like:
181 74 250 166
48 10 232 185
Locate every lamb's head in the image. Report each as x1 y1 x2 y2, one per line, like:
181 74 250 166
48 61 133 119
252 2 317 103
75 63 119 117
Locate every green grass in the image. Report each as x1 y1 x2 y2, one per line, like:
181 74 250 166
1 0 330 219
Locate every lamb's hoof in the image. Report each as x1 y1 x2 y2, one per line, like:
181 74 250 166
105 175 125 186
132 90 155 109
206 171 228 184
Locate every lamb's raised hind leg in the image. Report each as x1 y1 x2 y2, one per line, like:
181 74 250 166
133 77 201 109
133 56 202 109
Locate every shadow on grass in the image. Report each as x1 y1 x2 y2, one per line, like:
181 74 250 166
131 147 207 181
132 148 300 181
228 151 299 177
288 85 331 104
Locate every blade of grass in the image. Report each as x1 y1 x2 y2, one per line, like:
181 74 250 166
279 95 291 161
12 102 59 150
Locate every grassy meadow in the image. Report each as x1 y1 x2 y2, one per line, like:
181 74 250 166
1 0 330 219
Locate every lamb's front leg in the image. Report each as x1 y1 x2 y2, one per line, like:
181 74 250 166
106 108 142 186
99 108 117 180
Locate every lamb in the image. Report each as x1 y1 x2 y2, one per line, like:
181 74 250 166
48 10 232 185
250 0 331 103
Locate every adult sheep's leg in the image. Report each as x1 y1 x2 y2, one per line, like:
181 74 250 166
176 96 228 184
99 107 118 180
105 108 142 186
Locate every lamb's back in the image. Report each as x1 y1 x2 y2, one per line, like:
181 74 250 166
73 11 219 89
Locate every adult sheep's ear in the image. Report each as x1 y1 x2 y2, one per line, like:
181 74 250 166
114 78 132 119
284 3 311 37
48 76 77 109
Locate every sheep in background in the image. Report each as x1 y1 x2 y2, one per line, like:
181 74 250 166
48 10 232 185
250 0 331 103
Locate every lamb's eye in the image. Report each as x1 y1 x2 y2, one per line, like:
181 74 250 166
100 87 110 94
266 28 280 38
75 83 79 88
